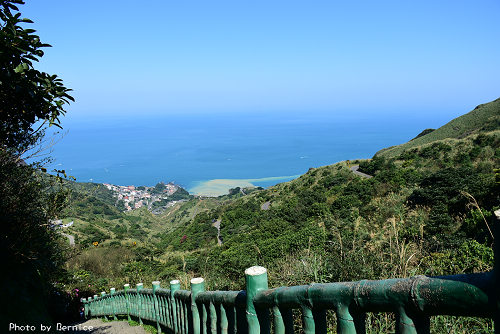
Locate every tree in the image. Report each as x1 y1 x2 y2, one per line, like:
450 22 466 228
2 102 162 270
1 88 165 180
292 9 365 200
0 0 73 156
153 181 166 193
0 1 74 325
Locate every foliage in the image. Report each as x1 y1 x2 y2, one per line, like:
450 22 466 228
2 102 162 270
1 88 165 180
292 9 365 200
0 0 73 154
377 97 500 158
152 182 166 194
410 128 435 140
0 1 76 325
169 187 191 200
0 150 70 325
63 99 499 333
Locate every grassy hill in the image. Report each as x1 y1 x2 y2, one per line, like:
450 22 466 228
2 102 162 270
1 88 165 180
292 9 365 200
376 97 500 157
59 99 500 332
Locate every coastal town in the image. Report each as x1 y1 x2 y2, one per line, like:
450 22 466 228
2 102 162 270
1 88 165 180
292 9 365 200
103 181 189 213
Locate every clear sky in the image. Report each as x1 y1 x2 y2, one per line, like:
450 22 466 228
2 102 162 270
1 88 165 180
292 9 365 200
21 0 500 118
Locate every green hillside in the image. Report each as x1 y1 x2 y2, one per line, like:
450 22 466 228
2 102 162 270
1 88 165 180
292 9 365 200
376 97 500 157
58 99 500 332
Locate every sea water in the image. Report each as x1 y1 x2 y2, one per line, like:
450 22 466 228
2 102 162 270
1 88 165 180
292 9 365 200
45 110 450 195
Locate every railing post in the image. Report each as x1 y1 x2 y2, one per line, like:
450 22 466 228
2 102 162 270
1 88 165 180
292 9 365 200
124 284 131 321
93 295 98 317
209 301 217 334
396 308 418 334
93 295 99 316
101 292 108 320
301 306 315 334
153 281 162 334
110 288 117 320
137 283 144 325
272 306 293 334
335 305 357 334
86 297 92 318
80 298 86 320
245 266 270 334
170 279 181 334
494 209 500 334
191 278 205 334
220 303 229 334
86 297 91 319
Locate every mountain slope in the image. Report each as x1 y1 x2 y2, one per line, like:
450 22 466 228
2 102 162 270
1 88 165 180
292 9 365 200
63 98 499 292
376 97 500 157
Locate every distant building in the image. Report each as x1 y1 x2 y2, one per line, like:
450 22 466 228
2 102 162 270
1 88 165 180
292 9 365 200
62 221 74 228
49 219 63 229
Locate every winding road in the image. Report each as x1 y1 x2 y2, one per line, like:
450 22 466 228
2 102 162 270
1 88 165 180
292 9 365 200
212 219 222 246
349 165 373 179
61 232 75 246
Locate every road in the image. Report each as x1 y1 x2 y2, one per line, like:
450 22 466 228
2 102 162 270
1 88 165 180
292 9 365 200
61 232 75 246
212 219 222 246
349 165 373 179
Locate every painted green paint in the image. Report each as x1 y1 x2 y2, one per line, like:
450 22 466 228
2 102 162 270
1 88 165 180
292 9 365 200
153 281 162 334
81 263 499 334
136 283 144 325
245 266 270 334
191 278 205 334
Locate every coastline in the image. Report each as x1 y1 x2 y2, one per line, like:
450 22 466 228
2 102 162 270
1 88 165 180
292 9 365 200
189 175 300 197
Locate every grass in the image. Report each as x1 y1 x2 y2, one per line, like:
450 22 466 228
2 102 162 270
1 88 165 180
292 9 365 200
377 97 500 158
69 97 498 334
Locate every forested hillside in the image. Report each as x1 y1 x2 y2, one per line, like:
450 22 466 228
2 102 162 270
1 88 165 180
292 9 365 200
2 0 498 331
63 99 499 285
56 98 499 331
377 97 500 157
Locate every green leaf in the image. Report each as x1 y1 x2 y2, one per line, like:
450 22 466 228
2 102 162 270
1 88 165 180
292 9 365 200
14 63 24 73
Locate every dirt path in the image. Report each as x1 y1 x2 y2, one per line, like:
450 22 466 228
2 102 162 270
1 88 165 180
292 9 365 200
68 319 147 334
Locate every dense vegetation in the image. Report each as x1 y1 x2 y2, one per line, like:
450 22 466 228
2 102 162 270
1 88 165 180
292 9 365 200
1 2 498 330
377 97 500 157
60 99 499 332
0 0 75 327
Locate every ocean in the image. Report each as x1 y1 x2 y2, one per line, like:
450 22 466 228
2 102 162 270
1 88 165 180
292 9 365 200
46 110 451 196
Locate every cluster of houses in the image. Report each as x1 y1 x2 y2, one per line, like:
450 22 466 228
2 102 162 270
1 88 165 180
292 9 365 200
103 182 178 211
50 219 74 229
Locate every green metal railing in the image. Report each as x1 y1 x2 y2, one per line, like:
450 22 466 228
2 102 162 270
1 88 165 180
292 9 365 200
82 210 500 333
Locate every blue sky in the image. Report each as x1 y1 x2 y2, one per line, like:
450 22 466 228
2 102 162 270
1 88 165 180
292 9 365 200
22 0 500 118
